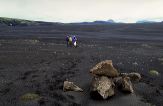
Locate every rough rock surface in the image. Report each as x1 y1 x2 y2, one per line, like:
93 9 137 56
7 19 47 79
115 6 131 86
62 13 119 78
91 76 115 99
120 72 141 82
113 76 123 88
121 77 134 93
128 72 141 81
90 60 119 77
63 81 83 92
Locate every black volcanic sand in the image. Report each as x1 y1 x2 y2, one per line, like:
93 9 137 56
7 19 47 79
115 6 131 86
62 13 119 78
0 24 163 106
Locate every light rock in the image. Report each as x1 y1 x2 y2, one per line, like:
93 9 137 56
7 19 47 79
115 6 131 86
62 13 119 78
121 77 134 93
91 76 115 99
90 60 119 77
63 81 83 92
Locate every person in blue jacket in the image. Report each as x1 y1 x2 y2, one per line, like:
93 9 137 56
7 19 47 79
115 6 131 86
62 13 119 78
66 35 69 47
72 36 77 47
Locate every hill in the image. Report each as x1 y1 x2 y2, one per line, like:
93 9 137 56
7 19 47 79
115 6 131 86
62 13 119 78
71 19 116 25
0 17 38 26
136 20 158 23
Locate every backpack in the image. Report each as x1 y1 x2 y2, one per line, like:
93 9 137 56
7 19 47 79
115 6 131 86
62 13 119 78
69 37 72 42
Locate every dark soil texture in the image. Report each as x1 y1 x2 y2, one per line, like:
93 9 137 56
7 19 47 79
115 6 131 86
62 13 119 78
0 23 163 106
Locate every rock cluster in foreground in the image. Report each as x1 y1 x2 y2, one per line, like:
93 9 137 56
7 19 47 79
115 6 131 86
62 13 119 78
90 60 141 99
63 60 141 100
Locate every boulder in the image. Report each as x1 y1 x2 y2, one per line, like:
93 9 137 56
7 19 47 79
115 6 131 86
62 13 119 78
120 72 141 82
90 60 119 77
121 77 134 93
91 76 115 99
63 81 83 92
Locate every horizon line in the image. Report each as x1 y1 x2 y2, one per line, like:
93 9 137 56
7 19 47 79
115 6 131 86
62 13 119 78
0 16 163 24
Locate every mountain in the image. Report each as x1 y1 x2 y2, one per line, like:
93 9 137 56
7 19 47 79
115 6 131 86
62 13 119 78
136 20 157 23
93 19 115 24
1 17 162 26
0 17 39 26
71 19 116 25
107 19 115 23
0 17 64 26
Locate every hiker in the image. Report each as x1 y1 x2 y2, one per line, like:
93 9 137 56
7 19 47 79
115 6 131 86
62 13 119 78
72 36 77 47
68 36 73 47
66 36 69 47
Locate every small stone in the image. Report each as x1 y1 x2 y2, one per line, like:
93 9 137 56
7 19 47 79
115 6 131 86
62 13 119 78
63 81 83 92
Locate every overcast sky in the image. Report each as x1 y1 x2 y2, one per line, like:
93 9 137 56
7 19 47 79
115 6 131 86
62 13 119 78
0 0 163 23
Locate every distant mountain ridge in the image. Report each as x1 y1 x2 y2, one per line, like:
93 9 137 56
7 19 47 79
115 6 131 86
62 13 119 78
71 19 116 25
136 20 158 23
0 17 63 26
0 17 37 26
0 17 117 26
0 17 163 26
94 19 115 23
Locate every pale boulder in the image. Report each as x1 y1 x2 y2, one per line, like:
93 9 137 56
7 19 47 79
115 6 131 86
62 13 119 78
91 76 115 99
90 60 119 77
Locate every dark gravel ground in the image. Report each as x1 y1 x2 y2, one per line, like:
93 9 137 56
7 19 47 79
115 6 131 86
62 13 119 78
0 24 163 106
